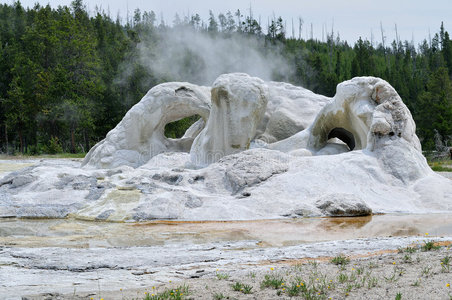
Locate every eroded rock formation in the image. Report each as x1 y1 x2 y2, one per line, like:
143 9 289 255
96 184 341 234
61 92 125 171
82 82 211 169
2 73 452 221
190 74 269 166
269 77 421 154
82 73 331 168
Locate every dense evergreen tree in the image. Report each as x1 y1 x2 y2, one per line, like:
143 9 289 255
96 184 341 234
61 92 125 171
0 1 451 153
417 67 452 148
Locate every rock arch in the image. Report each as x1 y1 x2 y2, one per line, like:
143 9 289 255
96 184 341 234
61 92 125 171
327 127 355 150
268 77 422 157
82 83 211 169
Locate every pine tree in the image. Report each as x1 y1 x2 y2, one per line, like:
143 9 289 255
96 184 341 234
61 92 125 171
417 67 452 149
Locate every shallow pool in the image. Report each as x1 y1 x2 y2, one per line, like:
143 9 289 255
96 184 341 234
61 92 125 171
2 213 452 248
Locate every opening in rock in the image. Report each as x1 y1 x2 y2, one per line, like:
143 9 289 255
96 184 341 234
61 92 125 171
164 115 201 139
327 127 355 150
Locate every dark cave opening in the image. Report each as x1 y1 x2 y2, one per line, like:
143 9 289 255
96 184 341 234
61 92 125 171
327 127 356 150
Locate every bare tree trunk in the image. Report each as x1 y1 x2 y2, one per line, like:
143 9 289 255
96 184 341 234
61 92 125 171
4 123 8 154
298 17 303 40
310 23 313 40
394 23 400 46
380 21 390 71
71 126 76 153
83 129 89 153
18 129 24 154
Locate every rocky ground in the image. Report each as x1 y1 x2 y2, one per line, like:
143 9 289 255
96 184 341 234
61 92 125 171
1 160 451 300
22 240 452 300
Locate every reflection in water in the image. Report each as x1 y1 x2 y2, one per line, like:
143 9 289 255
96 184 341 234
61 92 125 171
319 215 373 230
1 214 452 248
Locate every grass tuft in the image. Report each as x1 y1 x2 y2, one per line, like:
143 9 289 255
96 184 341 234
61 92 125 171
421 241 441 251
331 255 350 266
260 274 285 290
144 285 189 300
231 282 253 294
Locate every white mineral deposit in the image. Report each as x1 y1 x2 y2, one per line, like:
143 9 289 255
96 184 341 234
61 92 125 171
1 74 451 222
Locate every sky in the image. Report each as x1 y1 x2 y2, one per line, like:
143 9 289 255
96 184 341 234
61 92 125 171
2 0 451 45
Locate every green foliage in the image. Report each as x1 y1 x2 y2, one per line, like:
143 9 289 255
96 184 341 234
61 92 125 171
46 136 63 154
287 280 324 299
213 293 225 300
331 255 350 266
441 255 450 272
164 115 201 139
216 272 230 280
430 163 452 172
260 273 285 289
231 282 242 291
0 1 451 153
417 67 452 148
231 282 253 294
144 285 189 300
421 241 441 251
241 284 253 294
404 246 418 253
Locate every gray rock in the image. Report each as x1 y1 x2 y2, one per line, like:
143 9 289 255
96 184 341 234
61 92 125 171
53 175 73 189
152 173 183 185
85 186 107 201
315 194 372 217
162 174 183 185
132 197 181 220
16 205 74 219
188 175 205 184
220 148 289 194
12 175 36 188
0 172 36 189
96 209 115 220
54 175 96 190
72 176 97 190
185 196 203 208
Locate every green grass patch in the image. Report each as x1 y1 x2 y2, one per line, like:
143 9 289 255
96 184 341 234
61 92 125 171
421 241 441 251
430 164 452 172
216 272 230 280
0 153 86 159
441 255 450 272
231 282 253 294
213 293 225 300
260 273 285 289
428 160 452 172
144 285 189 300
331 255 350 266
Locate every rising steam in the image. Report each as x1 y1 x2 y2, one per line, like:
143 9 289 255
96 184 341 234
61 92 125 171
134 26 293 86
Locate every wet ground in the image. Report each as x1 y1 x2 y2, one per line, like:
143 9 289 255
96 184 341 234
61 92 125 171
1 215 452 299
1 214 452 249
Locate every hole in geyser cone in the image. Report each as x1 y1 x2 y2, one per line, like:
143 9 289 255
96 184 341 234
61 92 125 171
164 115 201 139
327 127 355 151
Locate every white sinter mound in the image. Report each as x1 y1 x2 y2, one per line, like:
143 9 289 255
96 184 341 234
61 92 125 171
82 82 211 169
1 74 451 221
